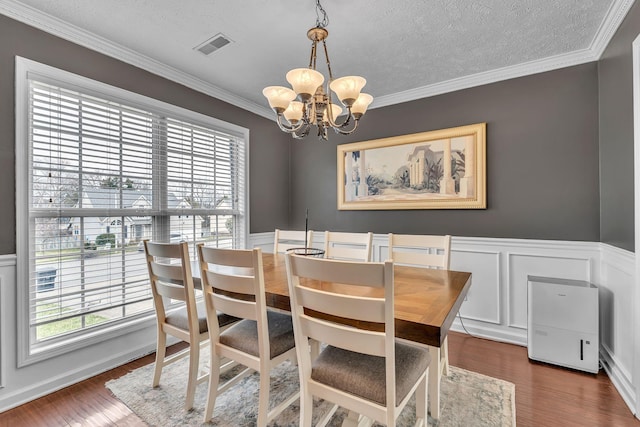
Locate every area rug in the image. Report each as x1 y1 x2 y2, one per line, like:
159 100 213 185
106 348 515 426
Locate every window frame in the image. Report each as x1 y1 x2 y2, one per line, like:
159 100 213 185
15 56 250 366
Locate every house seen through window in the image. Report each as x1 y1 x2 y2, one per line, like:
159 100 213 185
17 58 247 360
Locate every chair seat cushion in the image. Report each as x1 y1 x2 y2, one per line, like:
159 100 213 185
166 302 238 334
219 311 295 359
311 341 430 405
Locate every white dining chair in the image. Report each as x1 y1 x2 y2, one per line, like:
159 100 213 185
388 233 451 270
143 240 238 410
273 229 315 253
388 233 452 417
285 254 430 426
323 231 373 261
197 245 299 425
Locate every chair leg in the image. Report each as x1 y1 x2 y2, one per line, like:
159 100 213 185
184 340 200 410
152 330 166 387
428 345 441 420
300 389 313 427
415 369 428 424
257 368 271 427
203 347 221 422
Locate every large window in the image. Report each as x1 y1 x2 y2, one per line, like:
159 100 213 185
16 58 248 363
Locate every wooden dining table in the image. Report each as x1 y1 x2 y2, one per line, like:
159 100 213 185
195 251 472 422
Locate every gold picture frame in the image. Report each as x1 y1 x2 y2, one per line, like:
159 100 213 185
337 123 486 210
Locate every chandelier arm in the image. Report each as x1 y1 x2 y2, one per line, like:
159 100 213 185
293 125 311 139
332 118 360 136
276 114 307 134
324 99 355 129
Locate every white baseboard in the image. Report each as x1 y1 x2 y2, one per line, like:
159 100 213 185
600 243 637 416
601 343 637 414
0 342 157 412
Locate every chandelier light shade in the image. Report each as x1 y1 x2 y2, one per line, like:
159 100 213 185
323 103 342 123
329 76 367 107
263 0 373 140
262 86 297 112
283 101 305 123
286 68 325 101
351 93 374 118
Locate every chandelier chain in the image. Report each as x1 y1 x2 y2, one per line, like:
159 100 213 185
315 0 329 28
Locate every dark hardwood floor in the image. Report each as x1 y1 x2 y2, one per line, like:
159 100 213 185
0 331 638 426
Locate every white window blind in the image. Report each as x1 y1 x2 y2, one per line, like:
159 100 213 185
19 63 247 358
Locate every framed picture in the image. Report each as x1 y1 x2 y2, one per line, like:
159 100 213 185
337 123 486 210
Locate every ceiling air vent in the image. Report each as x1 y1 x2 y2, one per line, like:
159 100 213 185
194 33 233 55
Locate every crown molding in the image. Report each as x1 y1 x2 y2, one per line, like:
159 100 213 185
372 0 635 110
590 0 636 58
1 0 635 116
371 47 596 109
0 0 273 119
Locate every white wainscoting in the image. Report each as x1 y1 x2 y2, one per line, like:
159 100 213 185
0 235 635 415
249 233 636 415
0 254 159 412
599 243 636 414
0 255 14 391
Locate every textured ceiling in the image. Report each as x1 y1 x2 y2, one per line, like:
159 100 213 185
3 0 630 116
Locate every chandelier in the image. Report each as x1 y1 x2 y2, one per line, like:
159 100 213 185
262 0 373 140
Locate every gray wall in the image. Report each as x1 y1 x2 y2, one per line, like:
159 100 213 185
0 15 291 255
290 64 601 241
598 1 640 252
4 9 633 251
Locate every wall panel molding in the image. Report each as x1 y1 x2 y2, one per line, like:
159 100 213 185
600 242 636 414
506 252 593 329
0 255 16 391
451 249 501 325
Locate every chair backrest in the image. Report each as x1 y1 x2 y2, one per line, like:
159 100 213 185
285 254 396 407
143 240 199 335
274 229 315 254
388 234 451 269
323 231 373 261
197 245 270 352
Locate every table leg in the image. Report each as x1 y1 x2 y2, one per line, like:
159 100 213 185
442 335 450 376
428 345 441 420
